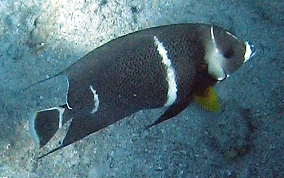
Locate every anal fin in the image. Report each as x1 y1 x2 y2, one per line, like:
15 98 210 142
145 98 192 129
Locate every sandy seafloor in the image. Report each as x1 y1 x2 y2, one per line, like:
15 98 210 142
0 0 283 177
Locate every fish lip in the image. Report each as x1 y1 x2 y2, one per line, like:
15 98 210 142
244 42 256 63
248 42 256 57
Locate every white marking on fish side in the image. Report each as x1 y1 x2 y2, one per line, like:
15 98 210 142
210 26 215 41
206 26 227 81
66 77 72 110
90 85 100 114
153 36 177 106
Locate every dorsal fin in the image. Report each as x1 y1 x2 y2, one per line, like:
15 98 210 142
22 70 66 92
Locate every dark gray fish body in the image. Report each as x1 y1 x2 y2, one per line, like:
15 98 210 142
29 23 255 158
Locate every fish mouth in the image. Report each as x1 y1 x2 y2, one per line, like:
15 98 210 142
244 42 255 63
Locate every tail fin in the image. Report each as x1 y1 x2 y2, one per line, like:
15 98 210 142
29 105 68 149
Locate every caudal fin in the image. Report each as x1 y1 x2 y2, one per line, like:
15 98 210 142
29 105 67 149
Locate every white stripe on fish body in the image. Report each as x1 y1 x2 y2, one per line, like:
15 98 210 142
89 85 100 114
153 36 177 107
66 77 72 110
206 26 228 81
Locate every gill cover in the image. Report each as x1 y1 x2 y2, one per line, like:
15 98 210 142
205 26 255 81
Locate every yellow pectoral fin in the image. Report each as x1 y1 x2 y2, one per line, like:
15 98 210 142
193 86 220 112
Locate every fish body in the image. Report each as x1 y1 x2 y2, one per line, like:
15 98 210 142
29 23 255 158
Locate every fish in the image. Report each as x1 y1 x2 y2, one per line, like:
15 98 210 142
27 23 255 158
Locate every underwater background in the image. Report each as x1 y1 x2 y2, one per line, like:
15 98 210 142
0 0 283 177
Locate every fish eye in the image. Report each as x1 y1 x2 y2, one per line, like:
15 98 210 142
223 48 234 58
